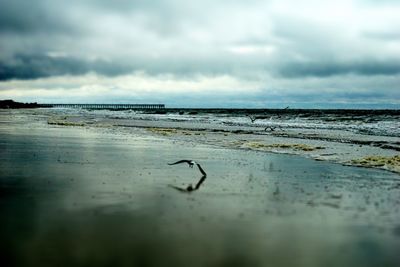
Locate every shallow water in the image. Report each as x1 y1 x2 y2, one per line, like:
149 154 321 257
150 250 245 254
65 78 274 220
51 107 400 137
1 110 400 267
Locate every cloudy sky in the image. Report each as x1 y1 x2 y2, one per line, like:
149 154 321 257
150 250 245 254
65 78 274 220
0 0 399 108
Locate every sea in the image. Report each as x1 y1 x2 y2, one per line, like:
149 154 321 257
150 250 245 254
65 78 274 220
46 107 400 138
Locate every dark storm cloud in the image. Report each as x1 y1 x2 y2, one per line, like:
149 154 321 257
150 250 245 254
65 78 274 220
0 1 47 33
0 0 236 79
0 54 88 80
0 54 140 81
0 52 252 81
277 91 388 102
0 0 399 108
278 61 400 78
0 0 75 34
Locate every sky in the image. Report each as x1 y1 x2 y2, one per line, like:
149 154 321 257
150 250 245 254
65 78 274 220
0 0 399 108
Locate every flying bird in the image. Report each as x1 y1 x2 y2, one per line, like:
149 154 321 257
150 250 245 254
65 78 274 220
168 159 207 192
168 159 196 168
168 160 207 176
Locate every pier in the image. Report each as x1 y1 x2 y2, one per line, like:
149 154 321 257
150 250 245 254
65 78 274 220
40 103 165 110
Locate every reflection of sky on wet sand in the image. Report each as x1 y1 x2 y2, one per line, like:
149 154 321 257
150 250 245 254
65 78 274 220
1 113 400 267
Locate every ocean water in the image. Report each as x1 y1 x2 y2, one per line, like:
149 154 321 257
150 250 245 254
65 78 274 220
48 108 400 137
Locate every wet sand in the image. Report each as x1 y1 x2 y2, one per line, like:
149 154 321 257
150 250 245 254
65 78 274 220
1 109 400 267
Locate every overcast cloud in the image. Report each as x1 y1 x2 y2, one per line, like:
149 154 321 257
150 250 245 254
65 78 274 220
0 0 399 107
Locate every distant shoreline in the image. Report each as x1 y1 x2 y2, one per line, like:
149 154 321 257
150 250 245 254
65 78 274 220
0 99 41 109
2 99 400 112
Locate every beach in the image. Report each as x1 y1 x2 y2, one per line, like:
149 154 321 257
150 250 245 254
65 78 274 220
1 108 400 267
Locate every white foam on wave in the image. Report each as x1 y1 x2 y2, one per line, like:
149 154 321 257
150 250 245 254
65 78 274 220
55 108 400 138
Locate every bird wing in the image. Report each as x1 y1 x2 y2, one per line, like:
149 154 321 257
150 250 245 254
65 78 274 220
196 163 207 176
168 160 191 165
